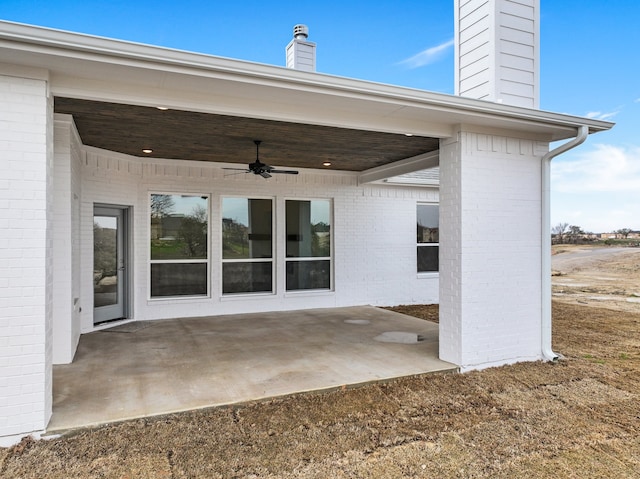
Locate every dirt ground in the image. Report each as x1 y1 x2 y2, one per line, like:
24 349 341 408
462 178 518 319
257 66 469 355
2 248 639 478
551 244 640 313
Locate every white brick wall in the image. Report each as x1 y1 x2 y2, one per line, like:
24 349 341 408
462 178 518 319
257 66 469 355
52 115 82 364
71 144 439 333
0 74 52 441
440 128 547 370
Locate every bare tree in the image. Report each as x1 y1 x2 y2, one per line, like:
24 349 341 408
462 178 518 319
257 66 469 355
151 194 174 218
178 204 208 258
552 222 570 244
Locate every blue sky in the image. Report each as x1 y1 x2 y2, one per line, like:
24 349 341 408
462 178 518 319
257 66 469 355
2 0 638 232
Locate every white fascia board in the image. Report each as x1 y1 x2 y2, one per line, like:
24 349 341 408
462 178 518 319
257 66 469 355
381 178 439 187
0 21 614 141
358 150 440 184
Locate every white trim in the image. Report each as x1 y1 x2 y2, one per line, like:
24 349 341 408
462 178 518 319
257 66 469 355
358 150 440 184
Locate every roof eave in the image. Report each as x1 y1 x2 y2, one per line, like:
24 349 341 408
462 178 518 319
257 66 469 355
0 20 614 140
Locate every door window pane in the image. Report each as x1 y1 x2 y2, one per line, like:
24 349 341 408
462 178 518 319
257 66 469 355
286 200 331 291
94 216 118 307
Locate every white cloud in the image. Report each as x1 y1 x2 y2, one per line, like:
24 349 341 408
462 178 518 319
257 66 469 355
551 195 640 232
551 143 640 193
585 110 619 120
549 144 640 232
399 39 454 69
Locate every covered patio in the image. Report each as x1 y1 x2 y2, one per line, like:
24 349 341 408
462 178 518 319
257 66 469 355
48 306 456 432
0 19 614 445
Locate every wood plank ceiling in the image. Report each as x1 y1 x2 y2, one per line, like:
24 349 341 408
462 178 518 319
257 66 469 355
54 98 440 172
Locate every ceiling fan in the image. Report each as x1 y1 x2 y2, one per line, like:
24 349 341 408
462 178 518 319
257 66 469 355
223 140 299 178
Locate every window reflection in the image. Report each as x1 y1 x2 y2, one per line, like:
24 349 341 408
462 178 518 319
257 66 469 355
151 194 208 260
222 198 273 294
150 194 209 298
222 198 272 260
286 200 332 290
94 216 118 307
417 204 439 273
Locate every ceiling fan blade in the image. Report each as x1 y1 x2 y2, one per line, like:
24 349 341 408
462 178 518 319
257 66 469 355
230 140 297 179
222 167 250 171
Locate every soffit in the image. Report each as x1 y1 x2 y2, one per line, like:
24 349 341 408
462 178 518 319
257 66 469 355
54 97 440 171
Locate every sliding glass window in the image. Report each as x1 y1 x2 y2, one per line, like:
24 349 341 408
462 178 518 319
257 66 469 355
150 194 209 298
286 199 332 291
222 197 274 294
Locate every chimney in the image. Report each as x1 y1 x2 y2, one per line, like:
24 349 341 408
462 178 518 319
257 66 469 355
454 0 540 109
286 24 316 72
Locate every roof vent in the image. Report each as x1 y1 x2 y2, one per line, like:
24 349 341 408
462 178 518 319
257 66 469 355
293 24 309 40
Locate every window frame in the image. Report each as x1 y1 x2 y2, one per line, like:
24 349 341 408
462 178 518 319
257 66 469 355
417 202 439 276
220 195 275 296
148 192 211 300
284 197 334 293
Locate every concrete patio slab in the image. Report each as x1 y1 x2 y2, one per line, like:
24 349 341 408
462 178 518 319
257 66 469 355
48 306 456 432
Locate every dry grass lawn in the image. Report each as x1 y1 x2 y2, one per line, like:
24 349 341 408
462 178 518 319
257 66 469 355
1 300 639 478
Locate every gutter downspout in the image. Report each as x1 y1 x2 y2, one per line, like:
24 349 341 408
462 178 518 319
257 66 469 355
541 125 589 361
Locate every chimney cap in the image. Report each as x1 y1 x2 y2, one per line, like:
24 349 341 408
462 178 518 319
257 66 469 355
293 24 309 40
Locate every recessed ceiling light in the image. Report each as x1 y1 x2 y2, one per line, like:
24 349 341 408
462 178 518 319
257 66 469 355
142 149 153 154
156 106 169 111
404 133 414 137
323 162 332 167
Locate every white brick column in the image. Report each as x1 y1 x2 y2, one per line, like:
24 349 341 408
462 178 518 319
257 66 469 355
0 72 53 443
439 128 548 371
52 115 82 364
